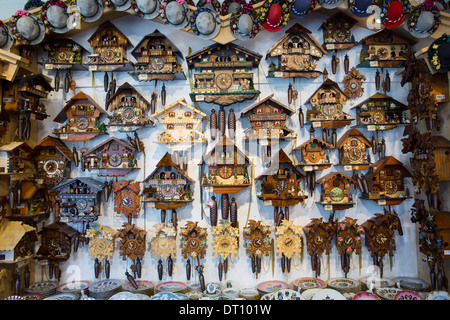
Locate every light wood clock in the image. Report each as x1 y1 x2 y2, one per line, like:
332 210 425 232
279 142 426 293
148 223 177 281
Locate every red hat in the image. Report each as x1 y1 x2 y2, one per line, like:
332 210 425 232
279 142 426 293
262 3 284 32
381 0 411 28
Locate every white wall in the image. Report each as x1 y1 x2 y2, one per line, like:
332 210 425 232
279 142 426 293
2 4 420 289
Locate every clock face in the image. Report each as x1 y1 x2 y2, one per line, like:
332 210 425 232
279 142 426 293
283 236 295 248
376 232 388 244
43 160 58 175
348 146 363 162
158 238 169 250
161 185 176 198
330 187 344 202
76 199 88 211
108 154 122 167
121 196 133 207
307 152 320 163
95 239 108 251
103 48 118 62
76 116 89 130
277 179 288 192
127 239 138 250
344 235 354 245
123 107 135 120
314 235 324 245
151 57 164 71
287 55 306 70
215 73 233 91
57 50 70 62
188 238 199 249
218 166 233 179
263 122 274 133
48 238 60 256
252 236 263 248
372 111 384 123
384 180 398 195
333 30 347 42
323 105 337 117
377 47 389 59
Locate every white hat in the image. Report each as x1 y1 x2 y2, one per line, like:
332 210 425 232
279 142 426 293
406 1 441 39
0 23 14 51
133 0 161 19
108 0 132 11
10 11 46 45
161 0 190 29
319 0 344 9
191 5 221 40
230 4 261 41
42 1 71 34
77 0 104 23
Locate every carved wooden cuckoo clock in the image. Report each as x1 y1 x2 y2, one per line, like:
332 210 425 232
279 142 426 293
0 220 37 263
129 29 185 82
117 223 146 279
361 156 412 206
186 42 262 106
200 135 251 227
143 152 194 227
113 180 141 224
0 141 35 179
6 180 51 220
148 223 177 281
85 223 118 280
33 135 74 186
295 127 334 169
180 221 207 286
316 172 356 210
256 149 308 225
81 137 140 177
275 220 303 277
265 23 327 79
336 128 372 170
343 67 366 99
211 221 239 281
336 217 363 278
243 220 271 279
53 91 108 141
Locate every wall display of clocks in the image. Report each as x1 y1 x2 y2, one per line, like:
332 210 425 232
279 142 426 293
243 220 271 279
316 172 356 210
336 128 372 170
211 221 239 281
85 224 118 279
275 220 303 277
113 180 141 224
148 223 177 281
117 223 146 279
336 217 364 278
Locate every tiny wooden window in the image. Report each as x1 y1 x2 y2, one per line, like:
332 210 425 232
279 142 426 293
167 124 174 129
169 112 175 118
112 144 119 151
185 112 192 117
351 140 358 147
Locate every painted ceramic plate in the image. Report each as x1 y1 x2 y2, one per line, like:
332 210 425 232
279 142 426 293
21 293 43 300
25 281 58 296
394 290 424 300
4 295 24 300
312 288 346 300
427 291 450 300
374 287 403 300
122 280 155 292
360 276 395 290
57 280 91 293
44 293 79 300
89 279 122 293
156 281 187 293
301 288 323 300
353 291 380 300
394 277 430 291
293 277 326 292
150 291 182 300
239 288 259 300
109 292 141 300
257 280 289 295
327 278 360 292
269 289 305 300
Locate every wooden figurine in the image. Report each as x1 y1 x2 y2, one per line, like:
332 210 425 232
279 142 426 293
113 180 141 224
33 136 74 186
186 42 261 106
0 220 37 262
361 156 412 206
0 142 35 178
336 217 363 278
117 223 146 279
151 98 207 150
35 221 80 281
275 220 303 277
106 82 154 132
85 223 118 279
211 221 239 281
265 23 327 79
85 21 133 72
256 149 308 224
129 30 185 82
180 221 207 283
142 152 194 227
243 220 271 279
335 128 371 170
320 12 357 51
81 137 140 177
148 223 177 280
200 136 251 227
316 172 356 210
53 91 108 141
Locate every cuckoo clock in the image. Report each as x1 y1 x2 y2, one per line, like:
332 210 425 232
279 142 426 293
148 223 177 281
0 220 37 263
106 82 154 132
343 67 366 99
320 12 357 51
266 23 327 79
243 220 271 279
294 127 334 169
113 180 141 224
52 177 104 224
143 152 194 227
117 223 146 279
151 98 207 150
85 21 133 72
211 221 239 281
336 128 372 170
129 29 185 82
316 172 356 210
352 93 409 131
6 179 51 220
200 136 251 227
0 142 35 179
275 220 303 277
305 78 352 129
81 137 140 177
186 42 262 106
361 156 412 206
33 136 74 186
53 91 108 141
86 224 118 280
362 208 403 278
35 221 80 281
180 221 207 287
336 217 363 278
357 29 416 69
256 149 308 225
303 214 337 278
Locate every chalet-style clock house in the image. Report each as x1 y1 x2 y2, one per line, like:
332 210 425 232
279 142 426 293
294 127 334 169
113 180 141 224
336 128 372 170
316 172 355 210
41 38 85 70
320 12 357 51
0 141 35 178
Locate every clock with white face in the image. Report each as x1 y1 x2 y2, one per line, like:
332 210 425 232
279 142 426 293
348 146 363 162
323 105 337 117
123 107 135 120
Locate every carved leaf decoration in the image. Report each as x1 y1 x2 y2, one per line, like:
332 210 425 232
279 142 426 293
117 223 146 262
180 221 207 260
243 220 271 258
276 220 303 259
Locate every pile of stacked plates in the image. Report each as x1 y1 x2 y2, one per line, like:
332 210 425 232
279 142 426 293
56 281 92 298
24 281 59 298
155 281 187 294
122 280 155 297
293 277 326 293
88 279 122 300
326 278 360 293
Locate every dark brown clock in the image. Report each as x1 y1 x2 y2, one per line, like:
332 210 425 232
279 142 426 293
384 180 398 195
276 180 288 191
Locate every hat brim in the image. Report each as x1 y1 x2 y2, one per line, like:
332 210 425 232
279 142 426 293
262 21 283 32
194 6 221 40
111 0 132 11
383 15 406 28
0 25 14 51
428 37 450 73
290 0 314 19
46 5 71 34
17 14 46 45
320 0 343 9
136 0 161 19
350 5 375 18
165 1 190 29
232 14 259 41
77 0 104 23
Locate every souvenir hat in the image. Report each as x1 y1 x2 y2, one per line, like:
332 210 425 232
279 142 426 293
0 22 14 51
41 1 71 34
190 5 221 40
160 0 190 29
260 0 293 33
230 3 261 41
77 0 104 23
290 0 316 18
222 0 246 16
107 0 132 11
428 33 450 73
348 0 375 18
318 0 343 10
379 0 411 28
197 0 222 13
9 10 46 45
406 0 441 38
132 0 161 19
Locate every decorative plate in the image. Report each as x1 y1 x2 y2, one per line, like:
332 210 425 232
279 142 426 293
257 280 289 295
150 291 182 300
312 288 346 300
374 287 403 300
269 289 305 300
44 293 79 300
89 279 122 293
294 277 327 292
239 288 259 300
360 276 395 290
301 288 323 300
21 293 43 300
25 281 58 296
4 296 24 300
186 291 204 300
327 278 360 293
394 277 430 291
109 292 141 300
353 291 380 300
222 288 240 299
122 280 155 293
57 280 91 294
156 281 187 293
394 290 424 300
427 291 450 300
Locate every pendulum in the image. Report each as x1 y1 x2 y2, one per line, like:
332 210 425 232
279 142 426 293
210 109 217 141
125 270 138 289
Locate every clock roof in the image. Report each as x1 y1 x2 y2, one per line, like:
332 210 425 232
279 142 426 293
358 29 416 46
151 97 206 119
17 74 54 92
316 171 355 185
39 221 80 238
144 152 195 183
364 156 412 190
131 29 183 59
83 137 136 156
294 137 335 150
256 149 304 179
42 38 87 53
241 94 294 116
53 177 105 192
0 220 37 251
351 92 408 110
199 135 250 165
34 136 74 162
430 136 450 149
0 141 34 153
319 11 358 31
112 180 140 195
336 128 372 148
306 78 349 104
87 21 132 48
106 82 152 111
54 91 107 123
